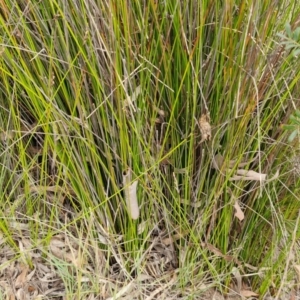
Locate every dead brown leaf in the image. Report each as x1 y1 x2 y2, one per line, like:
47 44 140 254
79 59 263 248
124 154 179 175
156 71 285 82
230 169 267 181
16 288 25 300
230 168 280 182
202 242 242 266
198 114 211 143
240 290 259 297
233 201 244 221
15 265 29 288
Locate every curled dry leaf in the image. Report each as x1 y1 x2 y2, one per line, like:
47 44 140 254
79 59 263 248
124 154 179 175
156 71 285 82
199 114 211 142
233 201 244 221
123 169 139 220
50 237 85 268
201 242 242 266
232 266 259 297
240 290 259 298
230 169 267 181
15 265 29 288
230 168 280 182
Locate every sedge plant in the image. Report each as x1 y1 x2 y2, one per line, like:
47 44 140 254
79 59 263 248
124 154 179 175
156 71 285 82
0 0 300 299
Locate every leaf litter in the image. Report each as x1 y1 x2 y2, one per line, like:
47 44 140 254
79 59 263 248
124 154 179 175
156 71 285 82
0 211 270 300
0 133 293 300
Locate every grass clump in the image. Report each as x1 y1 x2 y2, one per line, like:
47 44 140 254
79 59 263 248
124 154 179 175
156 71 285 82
1 0 300 299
